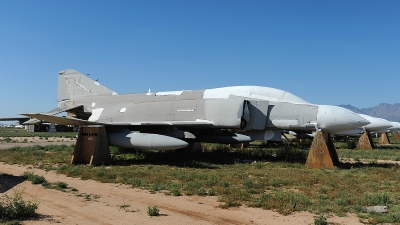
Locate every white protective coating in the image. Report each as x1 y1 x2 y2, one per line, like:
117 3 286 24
203 86 310 104
389 122 400 132
333 128 364 136
317 105 370 133
359 114 393 132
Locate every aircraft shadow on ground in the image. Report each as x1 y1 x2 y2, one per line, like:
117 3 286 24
110 144 309 169
339 161 400 169
109 141 400 169
111 150 400 170
374 144 400 150
0 174 25 193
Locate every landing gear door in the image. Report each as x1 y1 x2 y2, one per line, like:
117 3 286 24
243 100 269 131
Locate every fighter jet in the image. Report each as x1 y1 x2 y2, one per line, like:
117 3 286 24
20 69 369 150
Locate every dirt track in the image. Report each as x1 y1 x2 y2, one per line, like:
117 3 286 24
0 141 362 225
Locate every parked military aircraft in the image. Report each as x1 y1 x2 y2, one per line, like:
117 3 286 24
20 69 369 150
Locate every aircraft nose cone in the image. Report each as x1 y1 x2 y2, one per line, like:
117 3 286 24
359 114 393 132
389 122 400 132
317 105 370 133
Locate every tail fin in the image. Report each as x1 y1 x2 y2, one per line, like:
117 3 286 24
57 69 117 101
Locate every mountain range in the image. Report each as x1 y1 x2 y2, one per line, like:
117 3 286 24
339 103 400 122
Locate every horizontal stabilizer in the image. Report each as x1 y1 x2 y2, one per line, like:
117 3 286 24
23 105 84 125
21 114 103 126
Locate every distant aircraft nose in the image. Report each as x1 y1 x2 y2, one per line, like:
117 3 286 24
317 105 370 133
389 122 400 132
359 114 393 132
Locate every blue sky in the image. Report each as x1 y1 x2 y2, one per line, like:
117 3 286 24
0 0 399 118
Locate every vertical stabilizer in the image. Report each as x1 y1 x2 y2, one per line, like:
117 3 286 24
57 69 117 101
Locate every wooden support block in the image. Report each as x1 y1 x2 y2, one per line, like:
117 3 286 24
229 143 242 148
378 132 390 144
356 131 374 149
178 142 203 153
71 126 112 166
229 142 249 149
394 132 400 141
305 131 340 169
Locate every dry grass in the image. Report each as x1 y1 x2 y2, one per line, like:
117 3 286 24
1 136 400 223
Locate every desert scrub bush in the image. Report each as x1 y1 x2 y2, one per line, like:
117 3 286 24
167 183 182 196
250 190 312 215
314 214 327 225
22 172 46 184
0 189 39 222
270 178 290 187
94 166 107 178
55 182 68 191
346 139 356 149
119 203 130 210
147 205 159 216
55 181 68 189
3 137 12 143
361 192 391 206
207 188 216 196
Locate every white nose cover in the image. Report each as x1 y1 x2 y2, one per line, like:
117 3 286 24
317 105 370 133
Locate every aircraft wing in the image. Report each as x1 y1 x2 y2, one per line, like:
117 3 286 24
21 114 215 127
21 113 103 126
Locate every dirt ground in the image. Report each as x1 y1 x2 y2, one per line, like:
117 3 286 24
0 141 363 225
0 137 76 149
